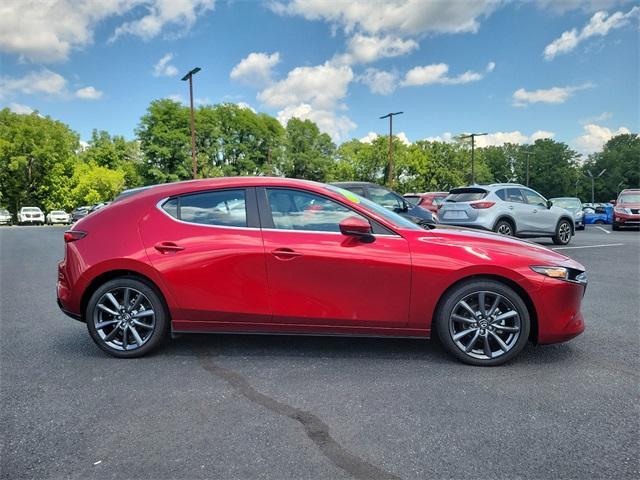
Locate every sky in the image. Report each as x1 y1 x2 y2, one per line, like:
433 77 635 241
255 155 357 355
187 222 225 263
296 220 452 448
1 0 638 156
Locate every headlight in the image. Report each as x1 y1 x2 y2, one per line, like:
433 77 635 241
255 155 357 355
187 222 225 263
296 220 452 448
576 211 583 218
530 266 587 284
614 207 631 214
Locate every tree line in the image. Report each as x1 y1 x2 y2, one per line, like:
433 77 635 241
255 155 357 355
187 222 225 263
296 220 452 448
1 100 638 214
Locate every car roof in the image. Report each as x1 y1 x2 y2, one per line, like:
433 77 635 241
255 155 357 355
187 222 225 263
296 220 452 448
330 181 376 187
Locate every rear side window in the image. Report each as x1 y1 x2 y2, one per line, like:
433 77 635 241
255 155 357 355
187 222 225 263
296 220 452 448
162 189 247 227
505 188 525 203
346 186 366 196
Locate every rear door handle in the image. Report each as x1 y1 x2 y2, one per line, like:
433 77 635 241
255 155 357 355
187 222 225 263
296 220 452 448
508 205 514 210
532 209 538 213
154 241 185 254
271 248 303 260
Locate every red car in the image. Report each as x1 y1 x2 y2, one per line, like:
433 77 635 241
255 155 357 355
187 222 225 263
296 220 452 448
57 177 586 366
404 192 448 220
612 188 640 230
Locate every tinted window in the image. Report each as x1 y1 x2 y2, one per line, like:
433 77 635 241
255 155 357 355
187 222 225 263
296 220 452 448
521 189 547 207
495 189 506 201
166 190 247 227
404 195 420 205
551 198 581 209
432 196 445 206
346 186 366 196
367 186 404 210
446 191 487 202
267 189 367 232
505 188 524 203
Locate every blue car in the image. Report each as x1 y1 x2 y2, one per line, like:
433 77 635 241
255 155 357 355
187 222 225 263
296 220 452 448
583 204 613 225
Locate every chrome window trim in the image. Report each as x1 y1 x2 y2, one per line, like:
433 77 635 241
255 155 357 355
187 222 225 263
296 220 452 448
155 197 260 231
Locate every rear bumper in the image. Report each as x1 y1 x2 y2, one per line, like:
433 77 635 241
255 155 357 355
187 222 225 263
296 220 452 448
57 297 83 322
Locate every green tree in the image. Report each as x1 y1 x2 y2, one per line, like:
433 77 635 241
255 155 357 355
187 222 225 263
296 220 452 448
0 108 78 213
81 129 143 189
282 118 335 181
70 161 126 205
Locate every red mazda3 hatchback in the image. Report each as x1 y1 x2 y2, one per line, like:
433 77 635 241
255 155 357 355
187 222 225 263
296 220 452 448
57 177 586 365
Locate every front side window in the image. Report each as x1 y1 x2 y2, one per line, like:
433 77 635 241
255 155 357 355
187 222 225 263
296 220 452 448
267 189 367 232
367 186 404 211
162 189 247 227
521 189 547 207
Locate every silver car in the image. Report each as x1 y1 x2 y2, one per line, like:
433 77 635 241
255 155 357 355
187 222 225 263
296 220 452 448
438 184 575 245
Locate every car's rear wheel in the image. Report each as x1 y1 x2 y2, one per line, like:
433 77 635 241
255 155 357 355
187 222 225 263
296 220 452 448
552 219 572 245
436 279 530 366
493 219 514 236
86 277 168 358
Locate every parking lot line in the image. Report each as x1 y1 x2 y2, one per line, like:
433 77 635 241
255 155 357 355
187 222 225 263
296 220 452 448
553 243 625 250
595 226 611 234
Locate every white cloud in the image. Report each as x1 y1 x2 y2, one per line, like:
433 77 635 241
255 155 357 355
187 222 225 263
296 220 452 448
359 131 410 145
573 123 630 154
230 52 280 86
236 102 256 113
0 69 67 98
153 53 178 77
333 34 418 65
258 61 353 110
512 83 593 106
7 102 34 114
530 130 556 141
401 61 494 86
424 130 555 146
166 93 184 103
544 6 639 60
75 86 103 100
357 68 399 95
580 111 613 124
0 1 214 63
270 0 498 36
424 132 454 142
112 0 215 41
276 103 356 142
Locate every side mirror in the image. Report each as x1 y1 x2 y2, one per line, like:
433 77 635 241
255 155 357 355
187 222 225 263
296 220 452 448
339 216 373 239
609 200 616 205
546 200 553 209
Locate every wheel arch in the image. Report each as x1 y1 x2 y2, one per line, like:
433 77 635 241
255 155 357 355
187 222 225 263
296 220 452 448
492 215 517 234
432 274 539 343
80 269 171 324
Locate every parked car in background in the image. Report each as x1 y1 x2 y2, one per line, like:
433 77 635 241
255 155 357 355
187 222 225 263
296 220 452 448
331 182 434 226
438 184 575 245
612 188 640 230
57 177 586 365
46 210 71 225
549 197 585 230
403 192 448 221
18 207 44 225
0 208 12 225
71 206 91 223
88 202 111 214
584 204 613 225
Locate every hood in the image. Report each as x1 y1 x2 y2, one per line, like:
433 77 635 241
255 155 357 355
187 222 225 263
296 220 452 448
424 225 580 266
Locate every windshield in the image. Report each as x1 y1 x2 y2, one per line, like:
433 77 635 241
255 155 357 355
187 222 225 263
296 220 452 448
404 195 420 205
51 210 66 214
325 185 422 231
619 193 640 203
433 196 446 205
22 207 41 212
0 209 9 215
551 198 581 209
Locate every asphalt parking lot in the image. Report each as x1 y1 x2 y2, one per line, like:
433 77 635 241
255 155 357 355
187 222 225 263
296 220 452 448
1 225 639 480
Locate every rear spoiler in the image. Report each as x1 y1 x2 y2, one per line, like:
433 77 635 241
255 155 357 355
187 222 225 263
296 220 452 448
448 187 489 194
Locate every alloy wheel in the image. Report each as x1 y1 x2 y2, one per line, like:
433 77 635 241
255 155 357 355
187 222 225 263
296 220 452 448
92 287 156 351
448 291 521 360
497 223 513 236
559 222 571 243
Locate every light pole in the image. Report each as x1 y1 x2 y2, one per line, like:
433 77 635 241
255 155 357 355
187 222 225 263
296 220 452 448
522 149 533 186
586 169 606 203
181 67 201 179
461 133 487 184
379 111 403 186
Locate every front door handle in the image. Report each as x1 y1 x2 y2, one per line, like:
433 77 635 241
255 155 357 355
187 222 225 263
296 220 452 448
154 241 185 254
271 248 303 260
532 209 538 213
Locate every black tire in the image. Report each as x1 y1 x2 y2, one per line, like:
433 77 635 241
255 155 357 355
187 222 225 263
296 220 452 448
435 279 530 366
552 219 572 245
594 220 605 225
612 222 620 231
493 219 514 236
577 225 585 231
86 277 168 358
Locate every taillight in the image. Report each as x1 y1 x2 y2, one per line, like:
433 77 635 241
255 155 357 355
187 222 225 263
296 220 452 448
64 230 86 243
470 201 495 209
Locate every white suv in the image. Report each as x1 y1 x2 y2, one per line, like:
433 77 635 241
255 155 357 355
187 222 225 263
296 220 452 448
18 207 45 225
438 184 576 245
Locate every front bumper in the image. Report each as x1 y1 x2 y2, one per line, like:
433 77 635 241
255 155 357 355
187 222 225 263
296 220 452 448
614 213 640 226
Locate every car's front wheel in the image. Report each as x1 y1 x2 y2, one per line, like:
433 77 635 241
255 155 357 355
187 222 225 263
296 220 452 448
86 277 168 358
552 219 572 245
436 279 530 366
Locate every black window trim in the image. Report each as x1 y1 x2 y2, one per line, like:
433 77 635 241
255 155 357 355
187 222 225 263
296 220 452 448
256 186 399 236
157 187 260 229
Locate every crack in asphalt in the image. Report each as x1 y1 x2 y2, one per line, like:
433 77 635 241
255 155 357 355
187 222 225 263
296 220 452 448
198 354 400 480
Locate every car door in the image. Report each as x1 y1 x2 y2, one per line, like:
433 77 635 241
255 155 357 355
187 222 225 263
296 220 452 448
140 187 271 324
258 187 412 328
500 188 529 232
520 188 555 233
